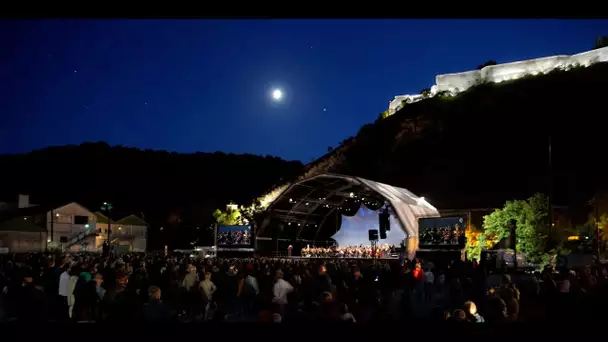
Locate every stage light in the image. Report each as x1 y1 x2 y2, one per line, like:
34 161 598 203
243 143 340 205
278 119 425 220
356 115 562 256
298 223 301 226
288 222 291 225
305 202 309 206
289 198 293 203
349 192 354 198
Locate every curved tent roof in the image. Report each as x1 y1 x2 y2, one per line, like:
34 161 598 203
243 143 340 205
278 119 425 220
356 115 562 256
259 173 439 240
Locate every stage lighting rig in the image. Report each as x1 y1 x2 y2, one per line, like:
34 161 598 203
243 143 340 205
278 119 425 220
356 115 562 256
363 197 384 211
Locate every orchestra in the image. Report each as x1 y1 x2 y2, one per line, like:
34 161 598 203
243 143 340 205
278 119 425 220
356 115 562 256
300 244 396 259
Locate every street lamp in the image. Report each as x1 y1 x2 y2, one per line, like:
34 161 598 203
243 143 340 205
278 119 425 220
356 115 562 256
101 202 113 256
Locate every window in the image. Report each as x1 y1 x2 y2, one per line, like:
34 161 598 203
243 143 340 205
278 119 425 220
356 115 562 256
74 216 89 225
55 214 72 224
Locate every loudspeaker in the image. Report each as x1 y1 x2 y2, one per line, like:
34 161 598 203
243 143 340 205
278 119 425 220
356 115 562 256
368 229 379 241
379 211 389 239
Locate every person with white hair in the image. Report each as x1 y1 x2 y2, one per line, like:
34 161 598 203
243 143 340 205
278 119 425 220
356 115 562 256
340 303 356 322
272 270 293 315
464 301 485 323
272 313 282 323
199 272 217 321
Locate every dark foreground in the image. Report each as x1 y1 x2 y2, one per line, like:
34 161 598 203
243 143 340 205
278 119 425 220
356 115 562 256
1 251 608 323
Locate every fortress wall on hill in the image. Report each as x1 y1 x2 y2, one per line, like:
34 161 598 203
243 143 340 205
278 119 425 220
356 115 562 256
388 46 608 114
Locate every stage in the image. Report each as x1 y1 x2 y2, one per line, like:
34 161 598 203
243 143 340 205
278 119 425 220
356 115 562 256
287 255 400 261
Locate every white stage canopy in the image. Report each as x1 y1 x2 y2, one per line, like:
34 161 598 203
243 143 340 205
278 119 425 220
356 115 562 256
261 173 440 257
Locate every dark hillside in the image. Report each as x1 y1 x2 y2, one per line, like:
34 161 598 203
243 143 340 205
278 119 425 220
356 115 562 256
300 62 608 210
0 142 303 248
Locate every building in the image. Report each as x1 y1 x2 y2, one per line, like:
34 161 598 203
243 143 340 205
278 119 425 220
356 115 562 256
48 202 98 249
93 212 148 253
0 195 98 252
387 46 608 115
0 215 47 253
0 194 148 253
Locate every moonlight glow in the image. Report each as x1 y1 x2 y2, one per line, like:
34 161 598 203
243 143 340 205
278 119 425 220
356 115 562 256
272 89 283 101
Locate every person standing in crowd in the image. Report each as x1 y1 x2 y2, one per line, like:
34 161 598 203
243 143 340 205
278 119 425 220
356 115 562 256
242 268 259 315
199 272 217 321
464 301 485 323
141 286 171 322
412 261 425 302
14 271 47 321
425 267 435 301
181 264 199 318
272 270 293 315
57 263 70 321
66 267 79 319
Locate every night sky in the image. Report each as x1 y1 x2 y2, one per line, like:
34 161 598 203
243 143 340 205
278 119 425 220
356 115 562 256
2 19 607 162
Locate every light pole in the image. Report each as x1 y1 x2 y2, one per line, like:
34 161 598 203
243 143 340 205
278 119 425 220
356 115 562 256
101 202 113 256
595 195 601 262
548 134 553 239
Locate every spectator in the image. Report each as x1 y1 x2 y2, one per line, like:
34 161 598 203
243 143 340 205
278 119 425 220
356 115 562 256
463 301 485 323
199 272 217 320
141 286 171 322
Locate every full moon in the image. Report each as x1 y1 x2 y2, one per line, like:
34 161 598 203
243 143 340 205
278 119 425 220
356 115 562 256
272 89 283 101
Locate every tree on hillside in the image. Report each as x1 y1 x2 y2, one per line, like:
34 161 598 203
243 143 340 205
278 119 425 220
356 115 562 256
379 110 391 120
476 60 498 70
420 88 431 98
213 207 242 226
482 193 550 264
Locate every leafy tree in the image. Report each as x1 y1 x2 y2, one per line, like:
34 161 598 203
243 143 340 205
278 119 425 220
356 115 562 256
435 90 453 99
379 110 391 120
420 88 431 98
567 214 608 254
465 227 482 261
482 193 550 263
212 207 242 226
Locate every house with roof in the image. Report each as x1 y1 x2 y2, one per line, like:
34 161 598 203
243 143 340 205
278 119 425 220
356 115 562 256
0 194 147 253
0 215 47 253
0 195 97 252
92 212 148 253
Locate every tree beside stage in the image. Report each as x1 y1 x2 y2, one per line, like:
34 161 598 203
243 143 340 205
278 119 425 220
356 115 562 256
482 193 551 265
213 207 242 226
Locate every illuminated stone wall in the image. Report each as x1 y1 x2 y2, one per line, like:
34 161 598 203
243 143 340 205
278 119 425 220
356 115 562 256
388 46 608 115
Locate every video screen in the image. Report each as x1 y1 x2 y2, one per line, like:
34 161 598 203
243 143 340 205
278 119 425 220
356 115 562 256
216 225 252 246
418 216 466 248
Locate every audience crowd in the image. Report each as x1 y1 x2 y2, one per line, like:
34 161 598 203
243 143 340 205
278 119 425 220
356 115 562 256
1 251 608 323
